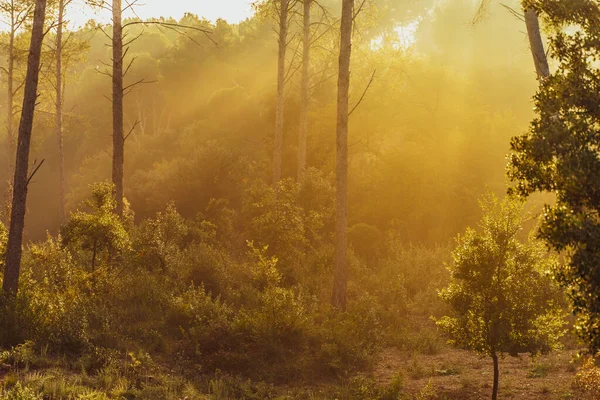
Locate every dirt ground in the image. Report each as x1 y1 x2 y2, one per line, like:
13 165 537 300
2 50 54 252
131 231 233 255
374 347 589 399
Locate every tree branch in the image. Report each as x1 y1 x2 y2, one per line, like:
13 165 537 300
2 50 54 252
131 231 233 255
349 70 376 117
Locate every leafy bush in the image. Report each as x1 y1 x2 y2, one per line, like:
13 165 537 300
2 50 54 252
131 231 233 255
1 382 41 400
133 201 188 273
573 357 600 397
22 237 91 353
380 371 404 400
0 294 40 348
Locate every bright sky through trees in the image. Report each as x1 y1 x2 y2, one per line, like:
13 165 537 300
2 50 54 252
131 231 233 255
69 0 255 27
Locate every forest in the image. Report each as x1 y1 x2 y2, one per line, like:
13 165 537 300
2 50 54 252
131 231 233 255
1 0 600 398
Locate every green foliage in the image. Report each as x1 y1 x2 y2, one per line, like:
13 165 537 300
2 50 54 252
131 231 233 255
508 0 600 353
380 371 404 400
61 182 130 270
0 295 40 348
0 382 41 400
242 173 334 285
16 237 91 353
573 357 600 397
134 201 189 273
244 180 309 281
0 220 6 274
437 194 565 357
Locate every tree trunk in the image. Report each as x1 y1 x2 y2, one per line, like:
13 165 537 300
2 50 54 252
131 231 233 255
6 17 15 183
524 8 549 79
492 352 499 400
273 0 288 184
112 0 124 218
56 0 65 224
2 0 47 295
331 0 354 311
297 0 311 181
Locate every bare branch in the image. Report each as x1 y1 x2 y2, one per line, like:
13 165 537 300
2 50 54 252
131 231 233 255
124 120 140 141
349 70 376 117
26 159 45 187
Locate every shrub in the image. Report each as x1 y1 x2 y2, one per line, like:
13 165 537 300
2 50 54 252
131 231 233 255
1 382 41 400
22 237 91 353
0 294 40 348
313 295 383 377
573 357 600 397
381 371 404 400
133 201 188 273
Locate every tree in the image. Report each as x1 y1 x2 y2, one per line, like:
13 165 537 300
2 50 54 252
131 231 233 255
55 0 66 223
52 0 75 224
523 5 549 79
474 0 549 79
2 0 47 295
37 0 87 226
112 0 124 218
437 194 565 400
273 0 291 184
61 181 130 273
89 1 216 219
0 0 34 183
331 0 353 311
297 0 311 181
508 0 600 353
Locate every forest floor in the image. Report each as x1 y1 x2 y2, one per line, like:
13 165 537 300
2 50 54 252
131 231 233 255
374 346 586 399
0 341 593 399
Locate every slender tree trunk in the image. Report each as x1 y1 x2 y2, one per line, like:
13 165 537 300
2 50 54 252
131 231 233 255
6 18 15 182
524 8 549 79
273 0 288 184
112 0 124 218
2 0 47 295
56 0 65 224
492 352 499 400
331 0 354 311
297 0 311 181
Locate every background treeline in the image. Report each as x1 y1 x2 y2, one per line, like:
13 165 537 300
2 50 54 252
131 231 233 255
0 0 538 244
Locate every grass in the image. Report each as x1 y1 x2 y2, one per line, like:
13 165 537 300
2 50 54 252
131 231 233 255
0 341 594 400
528 360 554 378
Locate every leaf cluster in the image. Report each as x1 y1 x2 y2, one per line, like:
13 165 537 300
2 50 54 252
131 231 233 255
508 0 600 353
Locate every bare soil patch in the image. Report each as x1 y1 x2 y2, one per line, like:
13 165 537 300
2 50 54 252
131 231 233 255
375 347 586 399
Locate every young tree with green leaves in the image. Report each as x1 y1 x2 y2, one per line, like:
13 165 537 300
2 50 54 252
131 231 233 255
437 195 565 400
508 0 600 353
61 182 130 273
